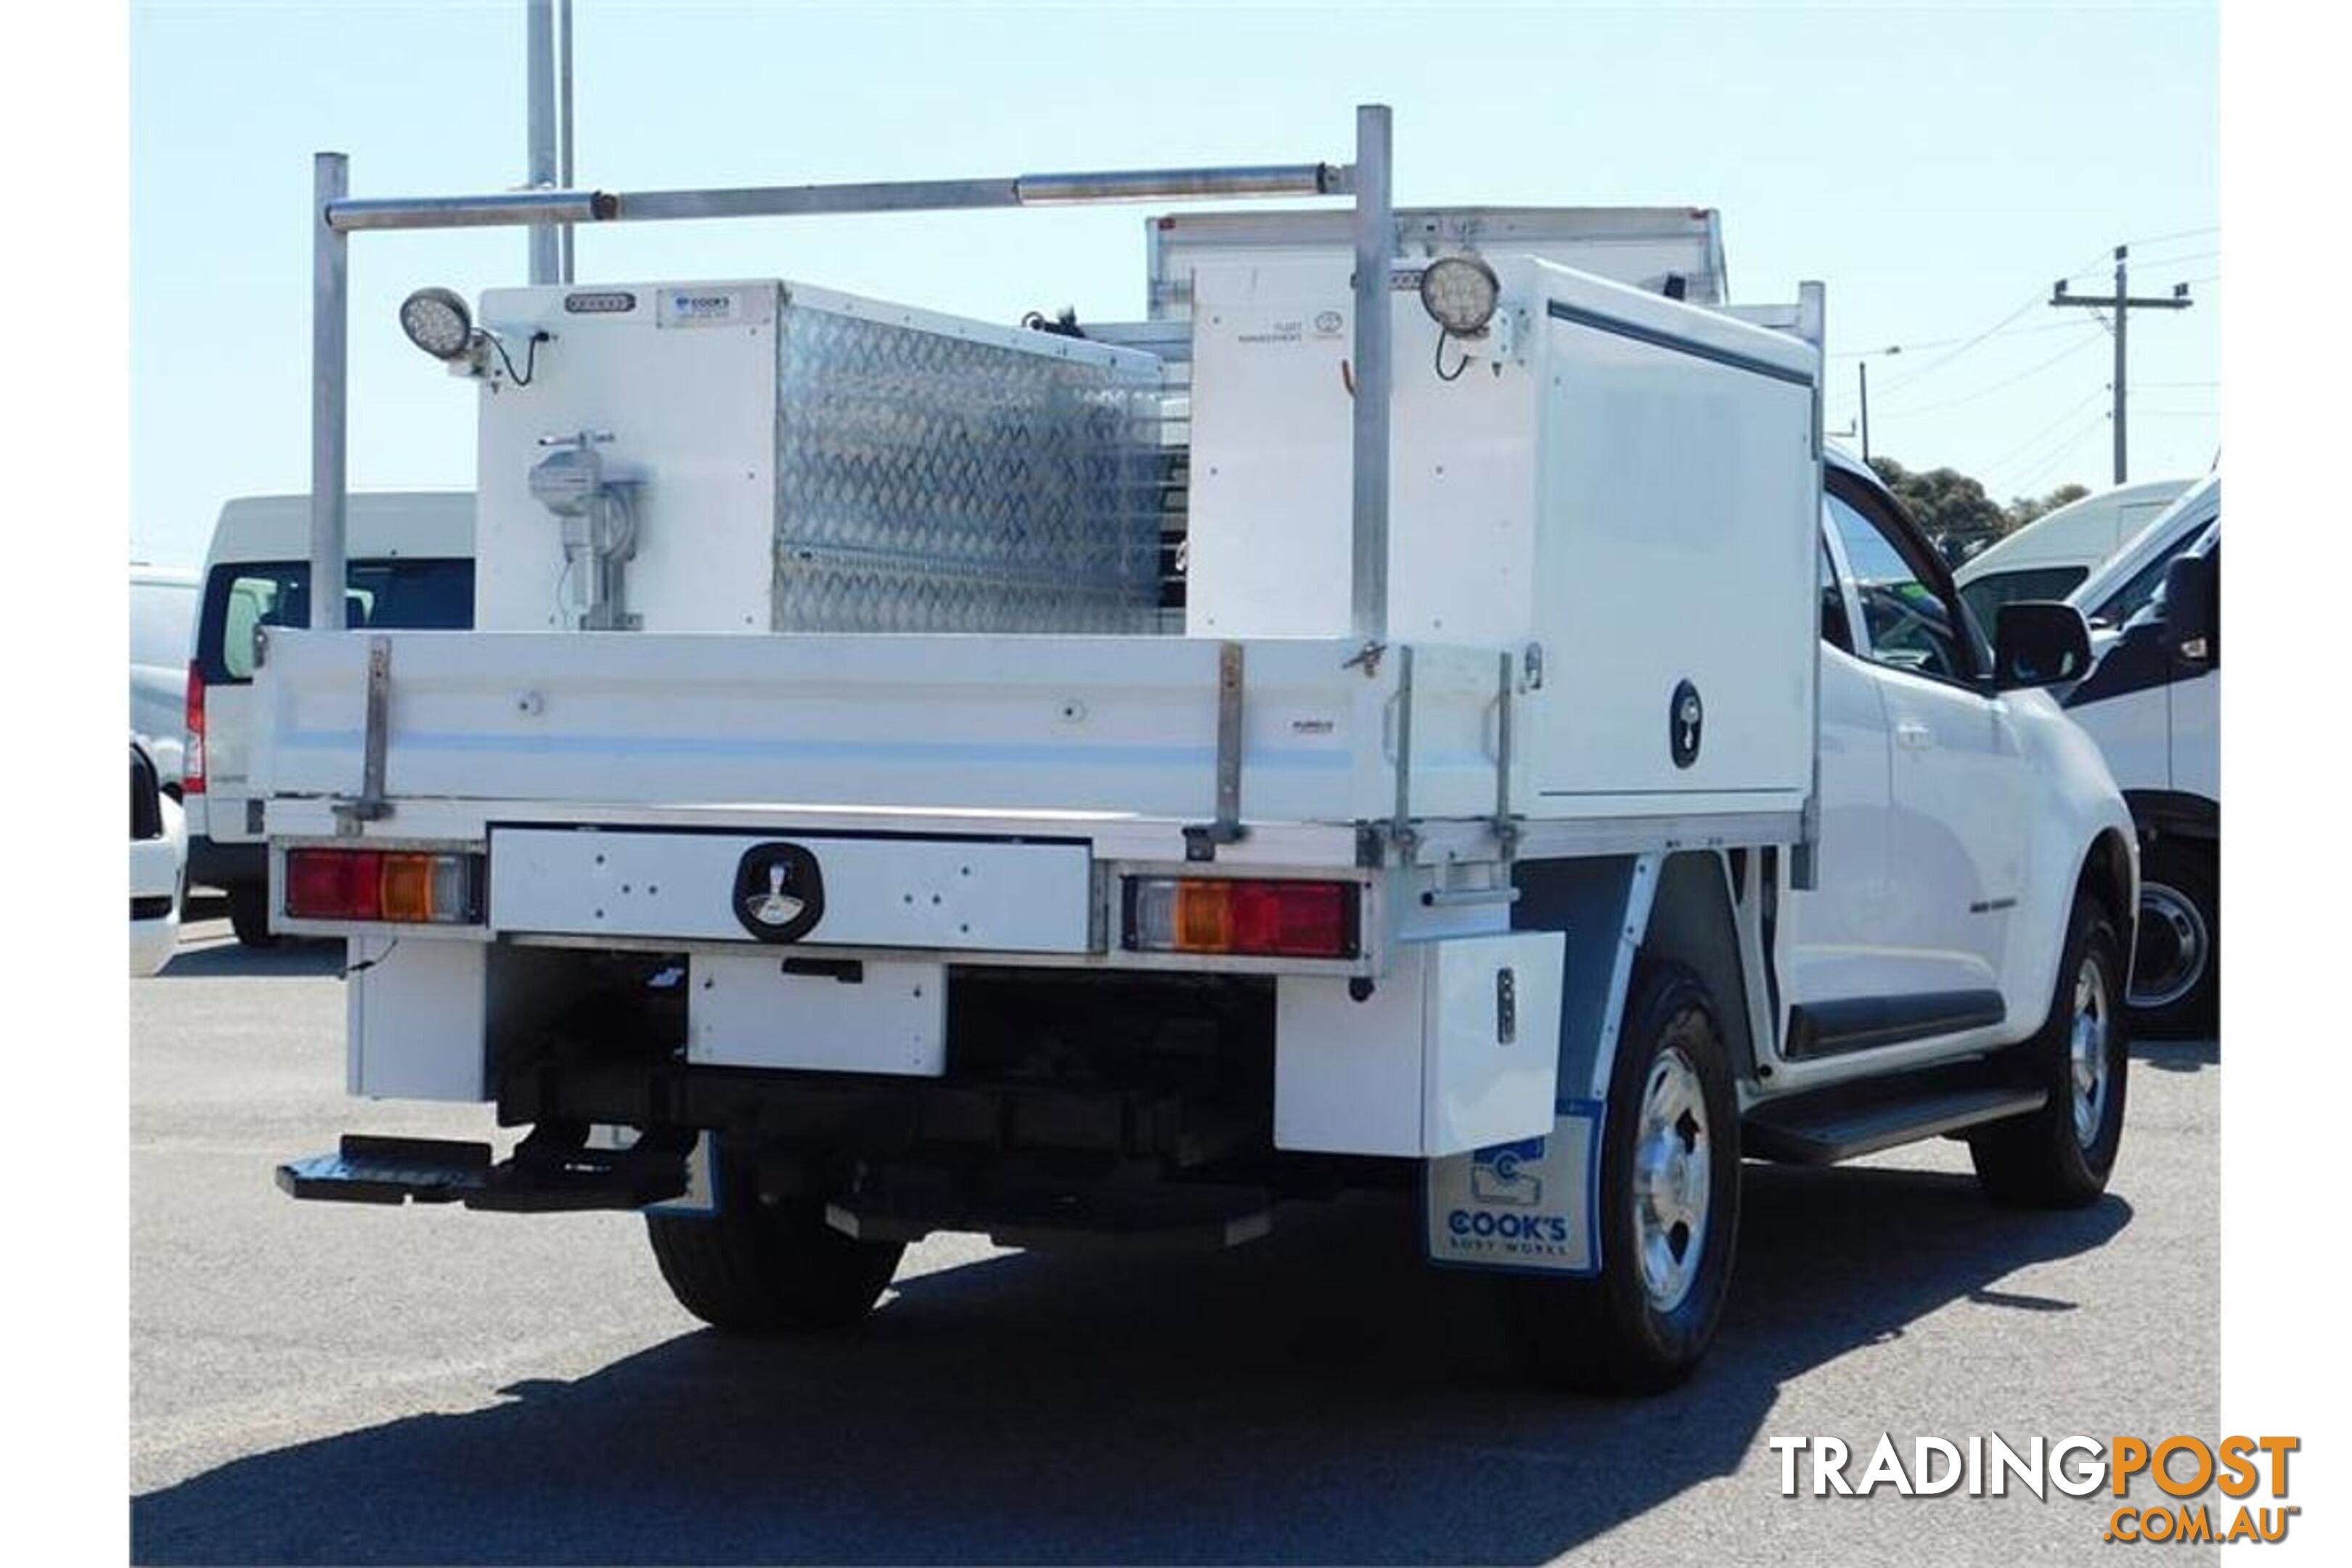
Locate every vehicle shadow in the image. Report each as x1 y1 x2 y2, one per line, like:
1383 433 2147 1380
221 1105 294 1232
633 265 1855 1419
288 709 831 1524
131 1164 2129 1566
155 939 342 980
2133 1038 2217 1074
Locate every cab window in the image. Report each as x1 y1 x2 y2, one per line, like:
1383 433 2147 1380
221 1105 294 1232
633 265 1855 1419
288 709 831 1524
1824 491 1972 682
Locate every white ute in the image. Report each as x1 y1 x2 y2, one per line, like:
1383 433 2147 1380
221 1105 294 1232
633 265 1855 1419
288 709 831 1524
262 109 2137 1391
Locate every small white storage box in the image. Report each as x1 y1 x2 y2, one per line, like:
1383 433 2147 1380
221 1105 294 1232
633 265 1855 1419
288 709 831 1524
348 935 489 1101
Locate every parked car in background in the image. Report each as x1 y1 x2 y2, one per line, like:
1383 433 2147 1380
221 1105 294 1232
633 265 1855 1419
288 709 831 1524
1956 477 2194 634
184 491 475 946
131 738 185 976
2061 475 2221 1035
131 565 200 787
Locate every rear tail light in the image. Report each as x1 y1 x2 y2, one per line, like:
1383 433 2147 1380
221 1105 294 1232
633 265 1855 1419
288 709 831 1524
285 848 481 923
184 661 206 794
1124 877 1358 959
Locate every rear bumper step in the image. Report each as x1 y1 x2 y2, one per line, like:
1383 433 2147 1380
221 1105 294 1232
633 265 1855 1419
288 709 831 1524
277 1132 689 1213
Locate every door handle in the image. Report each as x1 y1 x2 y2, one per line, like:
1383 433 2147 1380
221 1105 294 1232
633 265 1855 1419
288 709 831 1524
1895 721 1935 751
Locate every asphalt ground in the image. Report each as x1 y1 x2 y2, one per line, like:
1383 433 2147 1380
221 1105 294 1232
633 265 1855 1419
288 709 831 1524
131 907 2218 1565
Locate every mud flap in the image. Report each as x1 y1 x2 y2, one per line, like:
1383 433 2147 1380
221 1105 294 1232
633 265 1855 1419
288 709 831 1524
1423 1099 1603 1275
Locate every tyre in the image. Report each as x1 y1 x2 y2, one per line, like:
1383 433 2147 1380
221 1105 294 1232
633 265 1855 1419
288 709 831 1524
2126 839 2217 1038
226 880 279 949
647 1172 904 1334
1969 894 2128 1208
1495 960 1741 1395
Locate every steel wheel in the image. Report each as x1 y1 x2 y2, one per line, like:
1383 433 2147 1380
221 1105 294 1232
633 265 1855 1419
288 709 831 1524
1493 957 1741 1394
2128 879 2209 1013
2068 953 2113 1147
1632 1045 1712 1312
1969 892 2128 1209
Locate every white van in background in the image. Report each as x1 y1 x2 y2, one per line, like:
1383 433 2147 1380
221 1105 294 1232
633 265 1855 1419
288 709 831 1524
1955 476 2194 632
131 566 200 785
186 493 475 944
2060 475 2221 1035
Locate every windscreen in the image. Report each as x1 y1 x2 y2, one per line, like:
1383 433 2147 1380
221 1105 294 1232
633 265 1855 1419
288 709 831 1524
197 558 473 684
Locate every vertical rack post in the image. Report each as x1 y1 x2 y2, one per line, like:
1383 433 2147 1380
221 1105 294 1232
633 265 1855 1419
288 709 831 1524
527 0 560 285
310 152 349 632
1349 104 1393 642
558 0 576 282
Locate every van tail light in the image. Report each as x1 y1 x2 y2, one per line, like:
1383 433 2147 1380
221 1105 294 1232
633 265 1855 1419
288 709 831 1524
284 848 482 924
184 661 206 794
1124 878 1359 959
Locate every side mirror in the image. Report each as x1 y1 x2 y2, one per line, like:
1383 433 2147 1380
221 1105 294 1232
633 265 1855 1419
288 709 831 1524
1993 601 2093 690
2163 552 2218 667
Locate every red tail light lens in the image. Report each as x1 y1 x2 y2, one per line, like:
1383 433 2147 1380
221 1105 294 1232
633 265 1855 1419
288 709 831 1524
283 849 481 923
1125 878 1358 959
286 850 382 920
184 661 206 794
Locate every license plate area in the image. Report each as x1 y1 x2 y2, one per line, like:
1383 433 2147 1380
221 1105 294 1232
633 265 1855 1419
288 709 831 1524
691 954 946 1077
488 827 1093 952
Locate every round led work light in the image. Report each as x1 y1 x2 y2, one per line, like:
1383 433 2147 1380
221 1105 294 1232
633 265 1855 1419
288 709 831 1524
1418 256 1501 337
399 287 477 361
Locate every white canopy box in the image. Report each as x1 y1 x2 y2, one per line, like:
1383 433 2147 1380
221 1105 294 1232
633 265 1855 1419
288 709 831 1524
1186 255 1821 815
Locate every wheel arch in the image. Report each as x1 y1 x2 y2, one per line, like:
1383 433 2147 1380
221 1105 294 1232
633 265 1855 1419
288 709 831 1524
1514 848 1765 1108
1641 851 1763 1092
2079 826 2139 962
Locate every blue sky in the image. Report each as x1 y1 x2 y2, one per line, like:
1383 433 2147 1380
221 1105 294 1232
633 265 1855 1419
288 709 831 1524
129 0 2218 564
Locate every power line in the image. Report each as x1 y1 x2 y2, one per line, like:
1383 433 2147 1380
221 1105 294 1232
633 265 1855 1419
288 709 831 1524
1828 317 2092 361
1992 408 2107 494
2119 224 2218 250
2003 404 2115 495
1866 239 2123 397
1829 236 2215 403
1871 327 2108 418
1868 293 2047 399
2059 245 2216 284
1976 386 2107 484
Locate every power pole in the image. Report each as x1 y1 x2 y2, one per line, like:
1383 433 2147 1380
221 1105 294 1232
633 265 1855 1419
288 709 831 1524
2050 245 2192 484
1858 361 1871 463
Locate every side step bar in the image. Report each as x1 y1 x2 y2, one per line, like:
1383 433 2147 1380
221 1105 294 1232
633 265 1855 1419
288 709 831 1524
1744 1084 2046 1166
277 1132 690 1213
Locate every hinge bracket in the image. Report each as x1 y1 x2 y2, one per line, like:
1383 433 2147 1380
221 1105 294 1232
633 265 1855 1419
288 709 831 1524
332 635 395 833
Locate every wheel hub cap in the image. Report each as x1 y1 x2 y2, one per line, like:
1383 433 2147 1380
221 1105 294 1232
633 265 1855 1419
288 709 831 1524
2070 955 2112 1146
1632 1046 1710 1312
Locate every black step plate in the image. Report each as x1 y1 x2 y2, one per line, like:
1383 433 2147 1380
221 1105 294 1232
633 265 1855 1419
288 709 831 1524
277 1132 687 1212
1746 1086 2047 1166
275 1135 493 1205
